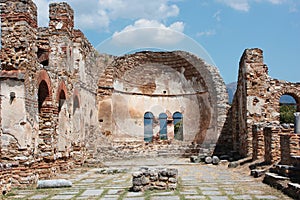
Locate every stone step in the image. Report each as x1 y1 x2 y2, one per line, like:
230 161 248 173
291 156 300 167
271 165 300 183
251 169 267 178
286 182 300 200
263 172 290 190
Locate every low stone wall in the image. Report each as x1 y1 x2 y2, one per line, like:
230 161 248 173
264 127 280 164
280 134 300 165
131 167 178 192
252 124 265 160
94 140 207 161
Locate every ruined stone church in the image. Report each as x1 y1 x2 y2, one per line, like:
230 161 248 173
0 0 299 192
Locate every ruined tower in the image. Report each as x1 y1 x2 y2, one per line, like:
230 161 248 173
0 0 38 70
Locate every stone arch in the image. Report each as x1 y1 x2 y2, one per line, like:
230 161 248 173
37 70 55 155
159 113 168 140
56 81 69 152
98 51 228 146
73 88 80 114
173 112 183 141
37 70 52 113
274 87 300 113
57 81 68 113
37 70 52 95
144 112 154 142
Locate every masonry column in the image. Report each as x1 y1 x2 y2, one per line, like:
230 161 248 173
237 48 269 157
294 112 300 133
0 0 38 70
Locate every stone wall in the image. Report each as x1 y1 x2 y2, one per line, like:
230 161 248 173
97 51 229 158
0 0 104 193
264 127 281 164
228 48 300 158
131 167 178 192
280 134 300 165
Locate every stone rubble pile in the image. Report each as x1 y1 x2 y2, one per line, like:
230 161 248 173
131 167 178 192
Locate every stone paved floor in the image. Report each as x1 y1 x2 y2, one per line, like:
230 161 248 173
3 158 292 200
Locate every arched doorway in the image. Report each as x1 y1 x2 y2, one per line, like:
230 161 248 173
144 112 154 142
159 113 168 140
173 112 183 141
279 94 297 124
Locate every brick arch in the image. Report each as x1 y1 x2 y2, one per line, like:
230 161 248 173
57 81 68 113
56 80 68 102
98 50 228 144
274 86 300 112
37 70 52 113
73 88 80 113
98 51 208 93
37 70 52 97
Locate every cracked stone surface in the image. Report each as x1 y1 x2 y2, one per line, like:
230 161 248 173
3 158 292 200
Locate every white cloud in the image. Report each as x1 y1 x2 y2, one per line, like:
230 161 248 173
197 30 216 37
216 0 250 12
213 10 222 21
266 0 287 4
111 19 185 47
33 0 53 27
216 0 297 12
33 0 180 31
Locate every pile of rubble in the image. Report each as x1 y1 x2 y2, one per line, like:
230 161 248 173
131 167 178 192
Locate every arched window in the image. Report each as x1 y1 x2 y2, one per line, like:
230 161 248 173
159 113 168 140
279 94 297 124
38 80 50 113
173 112 183 140
73 95 80 114
144 112 154 142
58 90 66 113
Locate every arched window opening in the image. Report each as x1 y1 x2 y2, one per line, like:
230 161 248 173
73 95 80 114
144 112 154 142
58 90 66 113
38 80 50 113
37 48 49 66
279 94 297 124
173 112 183 141
159 113 168 140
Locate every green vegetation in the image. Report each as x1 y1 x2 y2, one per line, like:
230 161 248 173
280 104 296 124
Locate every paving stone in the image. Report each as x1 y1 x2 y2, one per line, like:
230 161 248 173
209 196 229 200
150 196 180 200
106 189 124 195
224 190 235 195
29 195 50 199
250 190 265 195
123 198 145 200
255 195 279 199
101 196 120 200
58 190 80 195
80 189 104 196
184 195 207 199
151 191 175 196
202 190 222 195
180 190 199 195
199 187 219 191
9 195 27 199
51 195 75 199
81 179 96 183
126 192 144 197
232 195 252 199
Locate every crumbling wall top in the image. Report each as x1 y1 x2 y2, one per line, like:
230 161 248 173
49 2 74 35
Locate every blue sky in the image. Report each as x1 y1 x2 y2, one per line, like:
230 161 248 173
31 0 300 83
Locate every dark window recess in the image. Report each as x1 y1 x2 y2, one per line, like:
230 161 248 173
10 92 16 104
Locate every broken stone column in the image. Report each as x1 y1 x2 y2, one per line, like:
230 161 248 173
294 112 300 134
